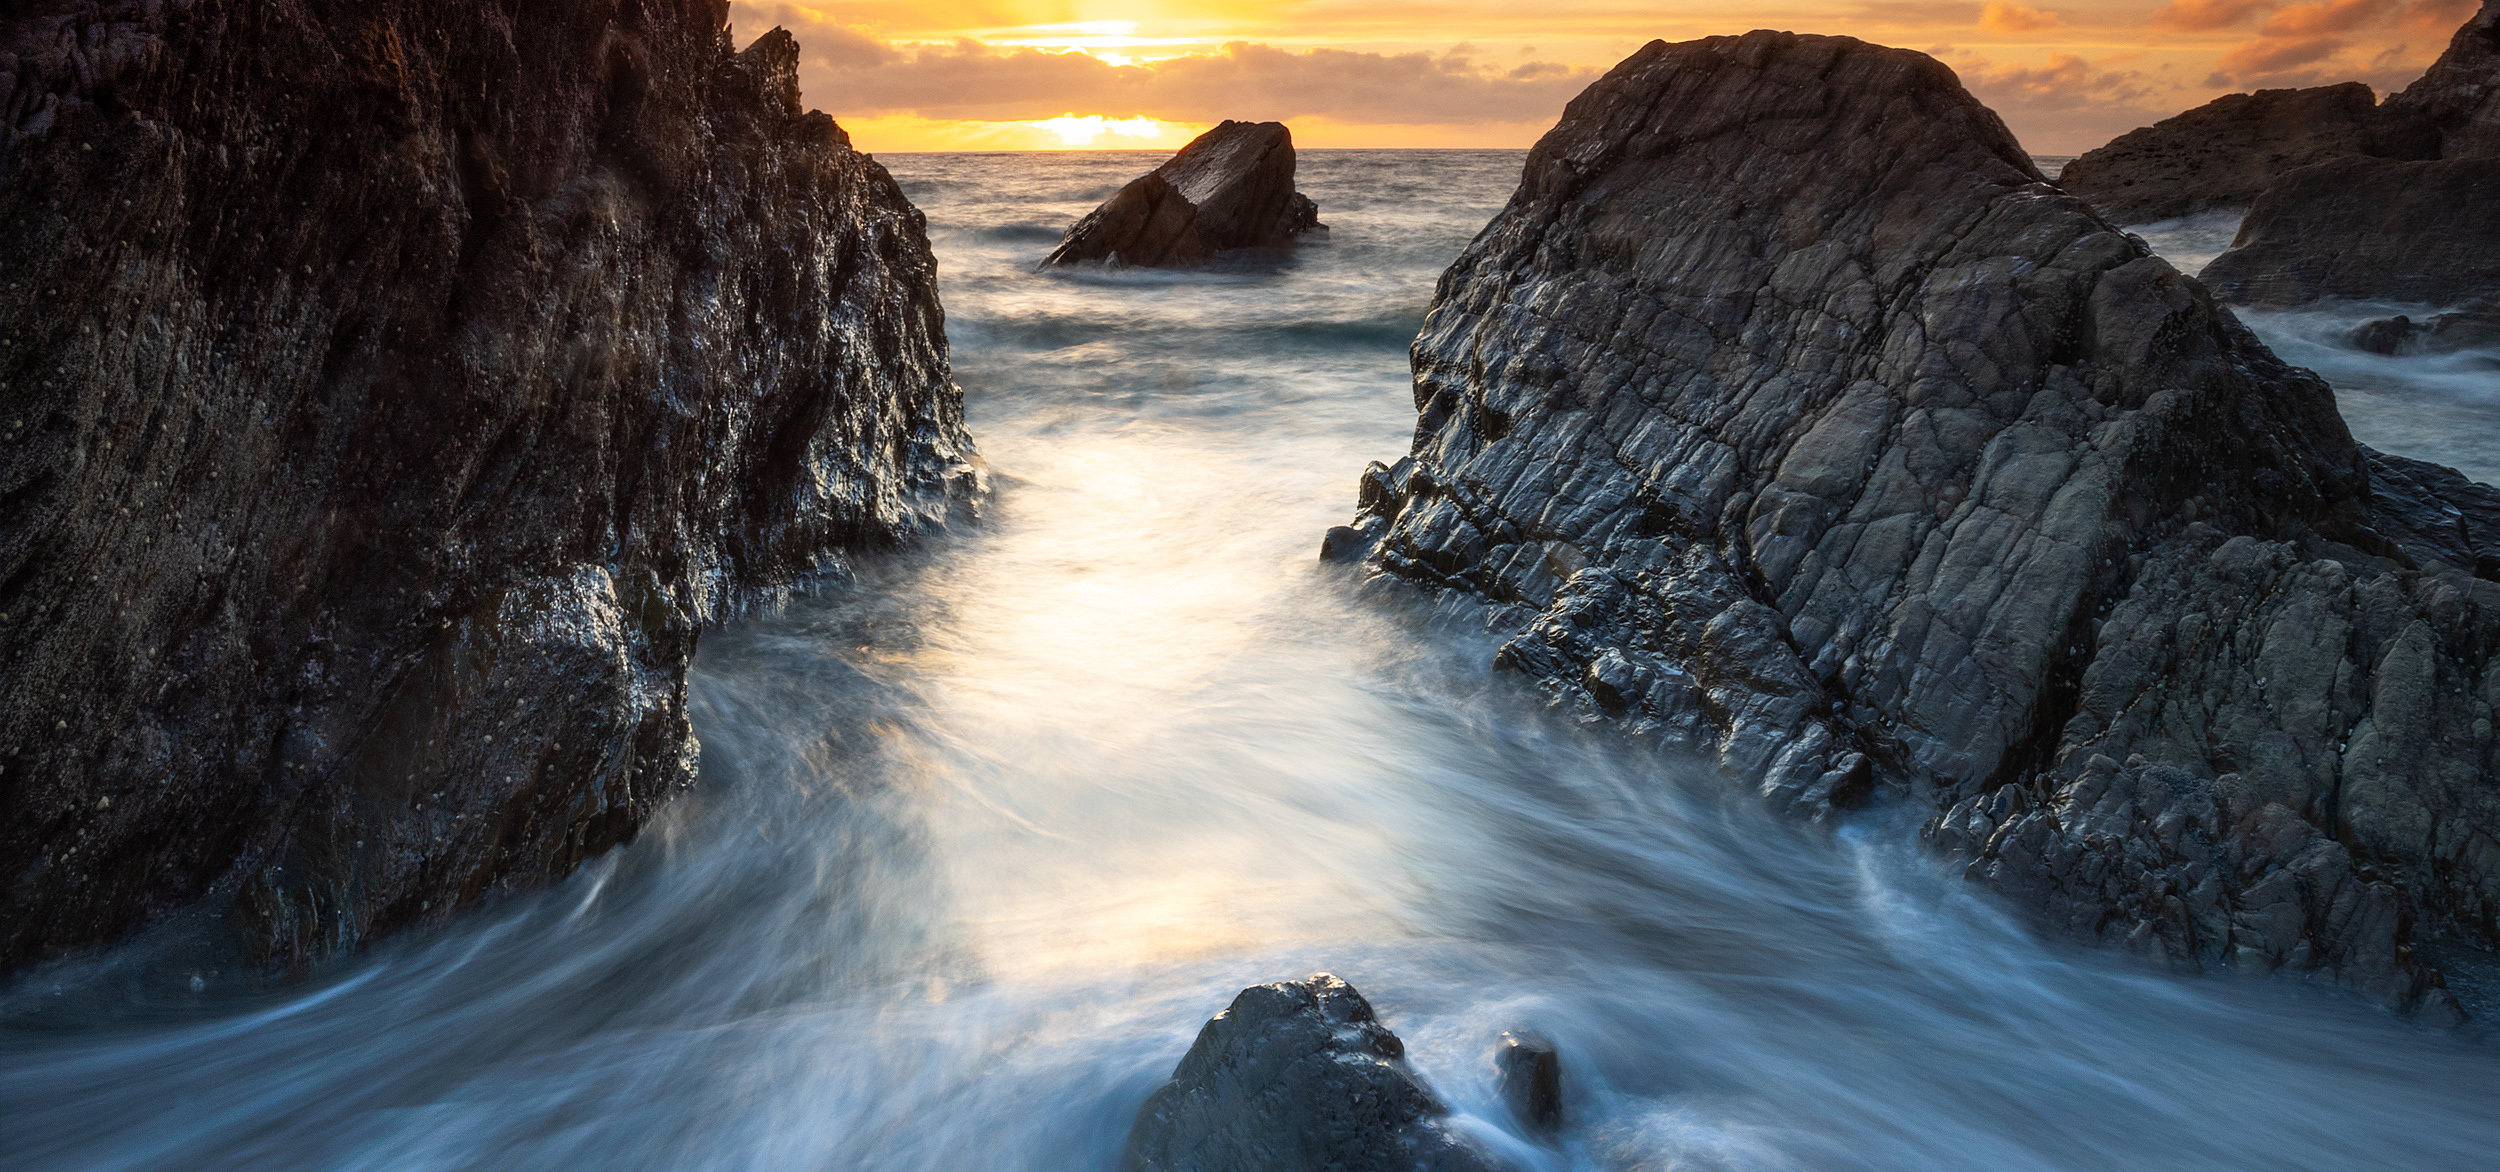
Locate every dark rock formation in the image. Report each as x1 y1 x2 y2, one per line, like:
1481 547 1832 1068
1327 31 2498 1017
1121 974 1501 1172
2385 0 2500 159
1491 1031 1560 1136
2195 1 2500 306
1043 120 1322 268
2351 301 2500 355
2198 157 2500 306
2056 83 2433 224
0 2 979 972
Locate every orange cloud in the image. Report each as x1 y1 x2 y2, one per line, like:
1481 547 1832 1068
2262 0 2397 34
2399 0 2482 29
718 0 2473 154
2213 32 2349 72
782 36 1597 126
1980 3 2067 32
2148 0 2280 30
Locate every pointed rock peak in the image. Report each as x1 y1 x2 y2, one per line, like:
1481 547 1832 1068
739 27 802 114
1044 120 1324 268
2388 0 2500 158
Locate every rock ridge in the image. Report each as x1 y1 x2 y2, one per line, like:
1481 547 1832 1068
1328 30 2498 1017
0 1 979 971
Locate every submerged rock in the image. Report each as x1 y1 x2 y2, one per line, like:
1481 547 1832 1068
1121 974 1501 1172
2057 83 2433 224
2350 301 2500 356
1328 30 2499 1015
1044 120 1323 267
0 4 979 971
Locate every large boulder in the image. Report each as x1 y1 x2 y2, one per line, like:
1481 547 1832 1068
0 5 979 971
1326 30 2497 1017
1044 120 1322 267
2056 83 2433 224
1121 974 1501 1172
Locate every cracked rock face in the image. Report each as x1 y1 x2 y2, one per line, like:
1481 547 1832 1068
1121 974 1501 1172
1044 120 1323 268
0 2 978 972
2056 83 2435 225
1328 30 2499 1016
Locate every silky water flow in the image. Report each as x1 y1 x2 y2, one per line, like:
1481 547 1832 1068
5 151 2497 1172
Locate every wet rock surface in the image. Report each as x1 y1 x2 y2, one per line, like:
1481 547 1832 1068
0 2 979 971
1329 31 2500 1014
1122 974 1500 1172
2056 83 2432 224
1491 1031 1561 1136
1044 120 1322 267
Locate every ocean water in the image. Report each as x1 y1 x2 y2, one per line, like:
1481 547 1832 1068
4 151 2495 1171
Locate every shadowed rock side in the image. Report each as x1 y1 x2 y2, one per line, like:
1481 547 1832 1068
1326 31 2499 1017
1043 120 1322 267
2056 83 2434 224
1121 975 1501 1172
2196 0 2500 305
2197 156 2500 306
2386 0 2500 159
0 3 979 972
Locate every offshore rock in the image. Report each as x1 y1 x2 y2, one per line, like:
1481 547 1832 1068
2197 1 2500 306
1329 30 2498 1015
0 4 979 972
1121 974 1502 1172
1044 120 1323 267
2057 83 2433 224
2197 156 2500 306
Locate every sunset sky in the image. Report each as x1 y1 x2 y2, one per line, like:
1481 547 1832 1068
728 0 2481 153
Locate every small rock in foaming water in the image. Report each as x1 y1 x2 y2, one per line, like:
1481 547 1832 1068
1121 974 1502 1172
1492 1031 1562 1136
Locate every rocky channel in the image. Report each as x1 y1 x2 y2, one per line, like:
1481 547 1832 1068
0 1 978 972
1327 30 2500 1019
